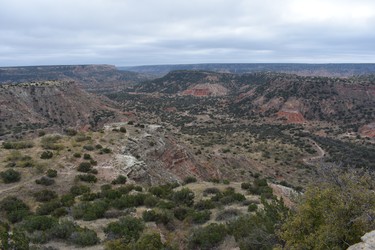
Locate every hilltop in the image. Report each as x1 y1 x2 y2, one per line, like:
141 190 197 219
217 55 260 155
0 81 128 139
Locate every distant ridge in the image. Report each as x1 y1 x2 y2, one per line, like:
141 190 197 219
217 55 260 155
0 64 146 93
121 63 375 77
0 80 126 138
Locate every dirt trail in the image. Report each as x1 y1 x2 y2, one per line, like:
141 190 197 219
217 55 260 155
303 138 326 166
0 176 39 196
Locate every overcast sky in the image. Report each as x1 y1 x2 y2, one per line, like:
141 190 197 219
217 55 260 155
1 0 375 66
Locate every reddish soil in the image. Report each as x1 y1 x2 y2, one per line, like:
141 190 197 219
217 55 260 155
359 123 375 138
277 110 306 124
165 107 177 112
182 88 211 97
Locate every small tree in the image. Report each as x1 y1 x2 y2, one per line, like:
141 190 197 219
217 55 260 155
173 188 195 207
280 169 375 249
188 223 227 250
104 216 144 242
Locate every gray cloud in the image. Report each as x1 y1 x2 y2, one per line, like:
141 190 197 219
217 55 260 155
0 0 374 66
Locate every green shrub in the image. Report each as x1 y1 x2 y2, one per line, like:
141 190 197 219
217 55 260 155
51 220 77 239
0 196 30 223
157 200 175 209
116 184 136 195
52 207 68 217
172 188 195 207
0 225 30 249
183 176 197 184
110 194 147 209
41 135 62 150
148 183 177 198
36 200 62 216
209 178 220 183
81 192 100 201
101 189 122 200
191 210 211 224
34 190 58 202
75 135 91 142
248 179 273 197
142 209 158 222
23 215 58 232
72 200 109 221
194 200 215 210
188 223 227 250
3 141 34 149
69 228 99 246
119 127 127 133
83 153 91 160
76 174 97 183
144 195 159 208
40 151 53 159
90 168 98 174
70 185 91 196
46 169 57 178
216 209 241 221
173 207 191 221
112 175 127 185
83 145 95 151
202 187 221 196
0 169 21 183
60 194 75 206
241 182 251 190
77 162 92 172
73 152 81 158
104 216 144 242
228 197 288 249
101 148 112 154
64 128 77 136
248 203 258 212
134 233 164 250
29 231 51 244
35 176 55 186
281 173 375 249
222 179 230 185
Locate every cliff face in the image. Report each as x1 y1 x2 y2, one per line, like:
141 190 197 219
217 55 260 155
0 81 125 137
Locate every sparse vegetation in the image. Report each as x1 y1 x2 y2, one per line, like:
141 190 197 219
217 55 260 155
0 69 374 249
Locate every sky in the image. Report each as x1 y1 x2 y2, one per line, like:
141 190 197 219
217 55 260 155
1 0 375 66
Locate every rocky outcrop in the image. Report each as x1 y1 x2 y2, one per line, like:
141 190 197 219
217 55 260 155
110 124 219 185
347 230 375 250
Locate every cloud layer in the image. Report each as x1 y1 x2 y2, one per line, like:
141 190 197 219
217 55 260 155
1 0 375 66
